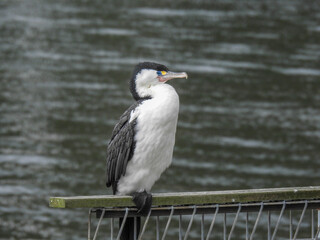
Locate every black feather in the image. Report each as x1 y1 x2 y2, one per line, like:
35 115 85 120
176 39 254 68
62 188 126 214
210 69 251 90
106 100 144 194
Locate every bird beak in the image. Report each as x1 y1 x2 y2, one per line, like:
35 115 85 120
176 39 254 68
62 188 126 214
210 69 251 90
158 71 188 82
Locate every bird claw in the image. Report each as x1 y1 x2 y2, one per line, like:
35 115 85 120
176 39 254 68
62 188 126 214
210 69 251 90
132 190 152 216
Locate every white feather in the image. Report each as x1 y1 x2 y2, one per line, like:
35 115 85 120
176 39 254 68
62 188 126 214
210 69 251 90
129 108 139 123
117 83 179 195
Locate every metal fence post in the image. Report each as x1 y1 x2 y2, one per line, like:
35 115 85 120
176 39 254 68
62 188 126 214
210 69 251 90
318 210 320 239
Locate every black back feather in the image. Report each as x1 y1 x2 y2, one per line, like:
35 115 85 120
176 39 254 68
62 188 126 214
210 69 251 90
106 101 142 194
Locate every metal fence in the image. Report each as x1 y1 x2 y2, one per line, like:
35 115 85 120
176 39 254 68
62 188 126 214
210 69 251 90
88 199 320 240
49 186 320 240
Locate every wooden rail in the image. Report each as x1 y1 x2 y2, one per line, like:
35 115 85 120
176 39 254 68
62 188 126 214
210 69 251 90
49 186 320 209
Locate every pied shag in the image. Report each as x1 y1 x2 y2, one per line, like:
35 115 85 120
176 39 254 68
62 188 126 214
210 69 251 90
106 62 187 240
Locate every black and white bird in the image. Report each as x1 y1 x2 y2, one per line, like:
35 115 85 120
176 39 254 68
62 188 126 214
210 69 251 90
106 62 187 239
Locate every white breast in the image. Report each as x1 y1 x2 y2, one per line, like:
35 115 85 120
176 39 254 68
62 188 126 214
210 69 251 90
117 84 179 195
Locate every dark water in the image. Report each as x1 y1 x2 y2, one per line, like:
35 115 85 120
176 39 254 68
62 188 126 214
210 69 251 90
1 0 320 239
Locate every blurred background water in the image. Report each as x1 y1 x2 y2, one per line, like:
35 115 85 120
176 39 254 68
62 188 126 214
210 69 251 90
1 0 320 239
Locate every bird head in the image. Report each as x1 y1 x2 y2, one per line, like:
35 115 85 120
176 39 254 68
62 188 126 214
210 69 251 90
129 62 188 101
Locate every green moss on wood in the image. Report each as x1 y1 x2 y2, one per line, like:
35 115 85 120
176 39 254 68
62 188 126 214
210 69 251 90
49 186 320 209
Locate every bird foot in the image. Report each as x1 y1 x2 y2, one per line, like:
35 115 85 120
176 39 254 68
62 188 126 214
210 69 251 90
132 190 152 216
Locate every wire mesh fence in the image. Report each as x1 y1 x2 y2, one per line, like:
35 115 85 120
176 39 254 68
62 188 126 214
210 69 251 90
89 199 320 240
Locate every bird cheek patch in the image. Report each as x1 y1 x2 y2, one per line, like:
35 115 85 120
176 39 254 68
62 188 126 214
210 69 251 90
157 76 167 82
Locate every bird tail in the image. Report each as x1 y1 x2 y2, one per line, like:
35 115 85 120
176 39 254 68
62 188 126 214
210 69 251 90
119 217 141 240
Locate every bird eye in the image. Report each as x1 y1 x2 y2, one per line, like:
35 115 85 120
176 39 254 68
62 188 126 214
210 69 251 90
157 71 167 76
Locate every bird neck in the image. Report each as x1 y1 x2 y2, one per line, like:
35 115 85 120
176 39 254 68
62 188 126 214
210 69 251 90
150 84 177 99
135 83 177 101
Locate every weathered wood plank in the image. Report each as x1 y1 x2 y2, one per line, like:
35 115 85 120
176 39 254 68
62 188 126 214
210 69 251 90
49 186 320 209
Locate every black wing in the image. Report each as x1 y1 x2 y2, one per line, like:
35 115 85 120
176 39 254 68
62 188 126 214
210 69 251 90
106 102 140 195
